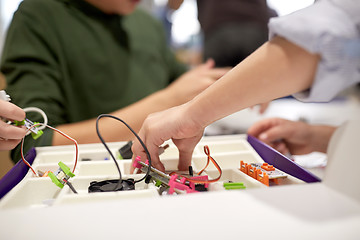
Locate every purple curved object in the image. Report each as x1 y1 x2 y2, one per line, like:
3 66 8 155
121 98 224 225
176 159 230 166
0 148 37 199
247 135 321 183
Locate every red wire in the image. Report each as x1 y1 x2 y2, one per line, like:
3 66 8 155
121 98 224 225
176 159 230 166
174 145 222 184
197 145 211 175
20 123 79 176
20 138 37 176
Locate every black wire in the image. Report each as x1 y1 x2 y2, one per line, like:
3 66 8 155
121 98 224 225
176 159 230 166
64 179 78 194
95 114 151 187
96 115 122 190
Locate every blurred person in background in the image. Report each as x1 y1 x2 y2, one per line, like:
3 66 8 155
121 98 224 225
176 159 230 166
196 0 277 67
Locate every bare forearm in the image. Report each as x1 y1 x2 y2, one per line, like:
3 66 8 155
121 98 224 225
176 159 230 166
188 37 320 127
53 89 177 145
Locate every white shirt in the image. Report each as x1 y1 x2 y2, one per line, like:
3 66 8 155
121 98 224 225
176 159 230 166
269 0 360 102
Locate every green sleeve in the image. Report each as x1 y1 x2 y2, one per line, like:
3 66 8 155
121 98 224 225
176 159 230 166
1 1 64 161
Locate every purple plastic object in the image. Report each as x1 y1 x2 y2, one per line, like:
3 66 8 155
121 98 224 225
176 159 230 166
0 148 37 199
247 135 321 183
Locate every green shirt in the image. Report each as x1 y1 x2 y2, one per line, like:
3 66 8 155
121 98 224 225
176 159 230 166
1 0 187 161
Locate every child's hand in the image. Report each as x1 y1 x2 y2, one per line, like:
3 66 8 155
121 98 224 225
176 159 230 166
0 100 26 151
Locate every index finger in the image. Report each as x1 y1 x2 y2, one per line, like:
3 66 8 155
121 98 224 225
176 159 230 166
0 100 25 121
131 128 165 172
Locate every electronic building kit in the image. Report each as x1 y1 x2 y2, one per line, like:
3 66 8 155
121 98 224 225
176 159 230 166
0 134 317 209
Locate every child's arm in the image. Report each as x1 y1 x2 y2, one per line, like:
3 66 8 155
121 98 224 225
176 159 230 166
132 36 320 172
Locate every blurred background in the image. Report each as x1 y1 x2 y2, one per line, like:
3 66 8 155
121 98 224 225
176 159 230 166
138 0 316 66
0 0 315 58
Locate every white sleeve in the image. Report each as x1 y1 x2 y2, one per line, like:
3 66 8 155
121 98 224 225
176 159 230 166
268 0 360 102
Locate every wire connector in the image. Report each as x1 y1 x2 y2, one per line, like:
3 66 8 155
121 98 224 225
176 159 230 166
14 119 43 139
48 161 75 189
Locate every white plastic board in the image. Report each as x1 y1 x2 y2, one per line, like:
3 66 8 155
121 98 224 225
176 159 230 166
0 135 302 210
0 134 360 239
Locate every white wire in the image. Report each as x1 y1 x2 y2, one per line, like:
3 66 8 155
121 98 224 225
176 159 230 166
23 107 48 131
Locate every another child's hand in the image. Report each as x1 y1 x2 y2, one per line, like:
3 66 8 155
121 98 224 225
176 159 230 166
247 118 315 155
0 100 26 151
